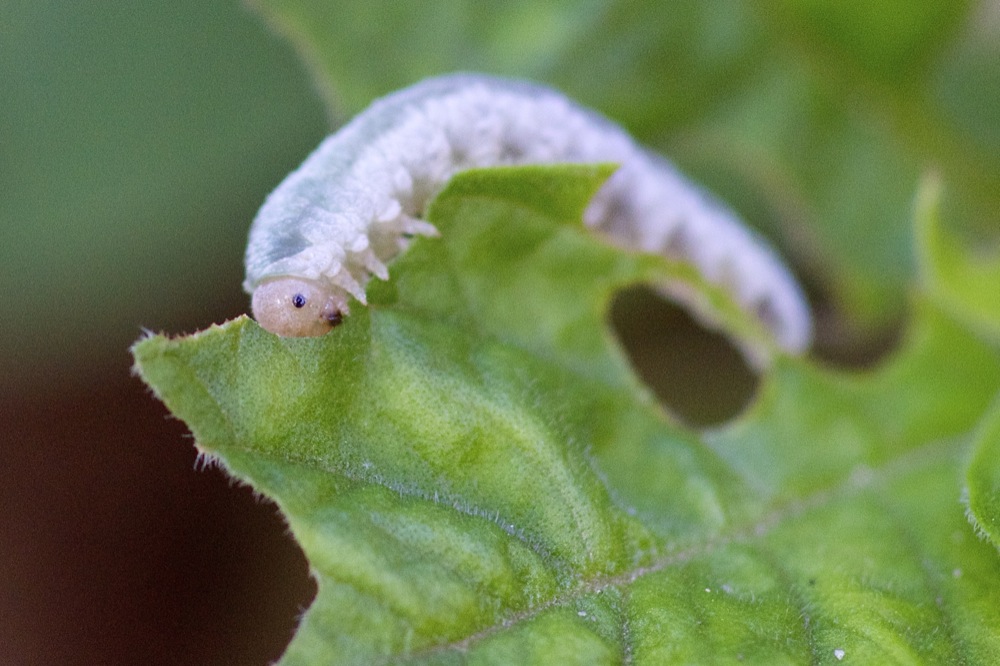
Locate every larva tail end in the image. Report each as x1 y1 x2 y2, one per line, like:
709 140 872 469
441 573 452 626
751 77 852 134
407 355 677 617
251 277 348 337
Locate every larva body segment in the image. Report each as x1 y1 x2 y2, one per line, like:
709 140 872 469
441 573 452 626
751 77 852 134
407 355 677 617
244 73 812 352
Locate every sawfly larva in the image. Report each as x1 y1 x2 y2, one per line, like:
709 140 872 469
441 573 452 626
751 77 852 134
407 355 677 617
244 73 811 352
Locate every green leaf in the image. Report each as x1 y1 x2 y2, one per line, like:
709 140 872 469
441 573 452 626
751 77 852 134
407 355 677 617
968 400 1000 553
134 166 1000 663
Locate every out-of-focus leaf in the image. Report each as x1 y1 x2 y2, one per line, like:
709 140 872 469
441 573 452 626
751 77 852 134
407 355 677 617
917 174 1000 340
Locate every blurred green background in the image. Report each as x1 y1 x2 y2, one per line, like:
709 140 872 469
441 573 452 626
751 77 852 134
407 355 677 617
1 1 327 381
2 1 997 663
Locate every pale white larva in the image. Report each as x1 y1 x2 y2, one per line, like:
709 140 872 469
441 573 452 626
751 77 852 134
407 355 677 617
244 73 812 351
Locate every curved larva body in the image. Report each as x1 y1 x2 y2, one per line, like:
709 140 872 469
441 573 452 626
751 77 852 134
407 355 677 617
245 73 812 351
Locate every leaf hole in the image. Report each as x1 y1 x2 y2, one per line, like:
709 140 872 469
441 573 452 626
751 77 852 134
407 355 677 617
608 285 760 427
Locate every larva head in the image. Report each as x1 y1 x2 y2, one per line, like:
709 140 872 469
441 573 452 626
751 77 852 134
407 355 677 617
251 277 347 337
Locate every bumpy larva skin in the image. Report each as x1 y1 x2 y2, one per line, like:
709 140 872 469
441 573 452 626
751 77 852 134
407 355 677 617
245 73 812 352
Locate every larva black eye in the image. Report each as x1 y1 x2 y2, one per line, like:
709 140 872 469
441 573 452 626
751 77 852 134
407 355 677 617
292 293 307 308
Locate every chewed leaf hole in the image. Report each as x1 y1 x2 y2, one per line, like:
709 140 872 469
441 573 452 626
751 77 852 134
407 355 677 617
608 285 759 427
